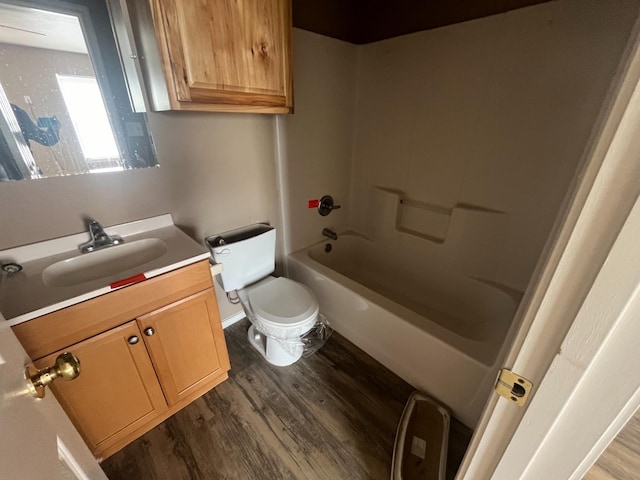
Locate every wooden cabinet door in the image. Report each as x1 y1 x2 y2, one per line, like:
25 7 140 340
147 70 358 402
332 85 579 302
150 0 293 112
138 289 231 406
35 321 167 456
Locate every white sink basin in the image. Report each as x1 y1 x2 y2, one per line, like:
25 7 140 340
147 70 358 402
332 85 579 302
42 238 168 287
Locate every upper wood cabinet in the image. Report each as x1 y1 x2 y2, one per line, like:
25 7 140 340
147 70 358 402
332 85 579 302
123 0 293 113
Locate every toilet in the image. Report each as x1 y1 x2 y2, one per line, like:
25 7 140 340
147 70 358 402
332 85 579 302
207 224 319 366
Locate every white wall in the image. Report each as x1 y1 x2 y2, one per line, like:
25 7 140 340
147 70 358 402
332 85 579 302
280 0 638 293
349 0 639 292
278 29 358 255
2 0 636 326
147 112 281 245
0 113 280 252
0 112 279 321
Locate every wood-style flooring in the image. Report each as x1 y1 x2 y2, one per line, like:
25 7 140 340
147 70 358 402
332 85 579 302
102 319 472 480
584 409 640 480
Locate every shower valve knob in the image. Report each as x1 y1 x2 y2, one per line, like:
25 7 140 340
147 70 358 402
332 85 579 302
318 195 341 216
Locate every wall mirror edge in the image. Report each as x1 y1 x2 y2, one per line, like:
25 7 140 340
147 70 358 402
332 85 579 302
0 0 158 182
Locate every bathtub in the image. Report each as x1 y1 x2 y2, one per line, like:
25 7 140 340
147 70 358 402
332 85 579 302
287 233 520 427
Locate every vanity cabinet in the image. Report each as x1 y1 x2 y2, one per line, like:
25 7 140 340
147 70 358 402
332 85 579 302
122 0 293 113
12 260 230 459
34 321 168 454
138 290 228 405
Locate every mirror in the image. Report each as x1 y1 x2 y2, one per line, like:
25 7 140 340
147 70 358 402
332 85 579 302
0 0 157 181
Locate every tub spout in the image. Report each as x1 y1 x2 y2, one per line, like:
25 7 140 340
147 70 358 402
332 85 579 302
322 228 338 241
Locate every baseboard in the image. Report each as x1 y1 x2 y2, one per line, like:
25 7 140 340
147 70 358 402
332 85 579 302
222 311 246 329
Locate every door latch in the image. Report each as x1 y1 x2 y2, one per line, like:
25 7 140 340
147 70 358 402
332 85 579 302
495 368 532 406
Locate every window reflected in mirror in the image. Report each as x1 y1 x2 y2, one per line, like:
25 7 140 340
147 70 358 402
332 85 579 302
56 74 121 173
0 1 158 181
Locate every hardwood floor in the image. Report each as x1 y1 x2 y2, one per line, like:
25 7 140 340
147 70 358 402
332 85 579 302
584 410 640 480
102 319 472 479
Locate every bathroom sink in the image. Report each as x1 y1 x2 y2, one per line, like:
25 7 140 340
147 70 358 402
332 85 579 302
42 238 168 287
0 214 212 324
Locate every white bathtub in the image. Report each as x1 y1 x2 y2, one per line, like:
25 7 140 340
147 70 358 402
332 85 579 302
287 233 520 427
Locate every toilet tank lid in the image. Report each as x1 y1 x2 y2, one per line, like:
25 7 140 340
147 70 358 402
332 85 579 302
206 223 273 249
249 277 319 327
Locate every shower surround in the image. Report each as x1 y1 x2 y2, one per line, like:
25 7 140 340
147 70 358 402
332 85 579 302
278 0 640 426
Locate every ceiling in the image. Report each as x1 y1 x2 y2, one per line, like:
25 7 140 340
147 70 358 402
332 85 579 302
0 1 554 53
292 0 554 44
0 3 87 54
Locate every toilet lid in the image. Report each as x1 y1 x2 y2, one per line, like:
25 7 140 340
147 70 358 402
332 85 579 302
248 277 319 327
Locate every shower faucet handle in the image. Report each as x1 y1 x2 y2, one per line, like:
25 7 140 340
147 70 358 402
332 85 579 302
318 195 341 216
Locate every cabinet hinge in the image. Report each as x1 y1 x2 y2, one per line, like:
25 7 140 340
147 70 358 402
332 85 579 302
495 369 533 406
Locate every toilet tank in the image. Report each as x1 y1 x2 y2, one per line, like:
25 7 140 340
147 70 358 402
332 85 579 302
206 224 275 292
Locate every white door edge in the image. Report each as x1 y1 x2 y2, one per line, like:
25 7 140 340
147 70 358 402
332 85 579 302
571 382 640 478
457 14 640 480
58 437 95 480
0 310 107 479
494 195 640 479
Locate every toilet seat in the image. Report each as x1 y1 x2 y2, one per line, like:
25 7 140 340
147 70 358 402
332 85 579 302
247 276 319 328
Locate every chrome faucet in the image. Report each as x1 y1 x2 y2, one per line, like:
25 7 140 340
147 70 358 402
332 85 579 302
322 228 338 241
79 220 124 253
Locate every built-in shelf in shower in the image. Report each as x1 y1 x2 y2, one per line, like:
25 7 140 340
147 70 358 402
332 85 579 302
397 197 451 243
372 186 506 244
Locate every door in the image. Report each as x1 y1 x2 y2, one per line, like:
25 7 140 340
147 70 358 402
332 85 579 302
0 311 106 479
36 321 168 458
138 289 231 406
492 196 640 478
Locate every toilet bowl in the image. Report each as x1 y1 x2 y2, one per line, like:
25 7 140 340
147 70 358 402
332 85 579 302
241 276 318 365
207 224 321 366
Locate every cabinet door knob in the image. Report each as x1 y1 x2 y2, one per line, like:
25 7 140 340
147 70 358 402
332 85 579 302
26 352 81 399
144 327 155 336
128 335 139 345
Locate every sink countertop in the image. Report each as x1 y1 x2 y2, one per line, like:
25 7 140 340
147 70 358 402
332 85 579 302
0 214 220 326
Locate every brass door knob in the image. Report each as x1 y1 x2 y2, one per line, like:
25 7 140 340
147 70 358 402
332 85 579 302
144 327 155 336
26 352 81 399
